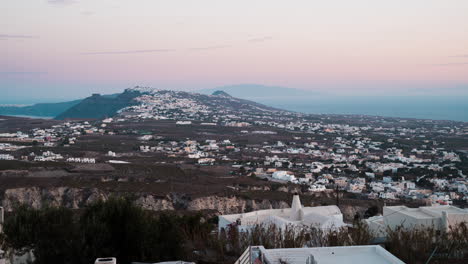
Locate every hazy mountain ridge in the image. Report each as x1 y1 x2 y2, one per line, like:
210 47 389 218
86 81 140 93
199 84 322 100
0 100 82 118
211 90 232 97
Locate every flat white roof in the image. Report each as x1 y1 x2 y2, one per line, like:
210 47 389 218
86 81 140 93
258 245 404 264
221 205 342 223
385 205 468 219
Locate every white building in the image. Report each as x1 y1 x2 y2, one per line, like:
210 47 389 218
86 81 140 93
308 184 326 192
218 195 346 233
95 258 116 264
272 171 296 182
198 158 215 165
176 121 192 125
0 154 14 160
235 245 404 264
366 205 468 237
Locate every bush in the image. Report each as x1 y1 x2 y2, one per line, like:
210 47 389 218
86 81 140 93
2 206 79 264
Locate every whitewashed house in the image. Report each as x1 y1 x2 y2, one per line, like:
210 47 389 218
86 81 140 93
219 195 346 233
366 205 468 237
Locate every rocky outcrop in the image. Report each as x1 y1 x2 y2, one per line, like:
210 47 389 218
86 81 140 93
135 194 175 211
2 187 108 211
187 196 290 214
1 187 291 214
2 187 366 221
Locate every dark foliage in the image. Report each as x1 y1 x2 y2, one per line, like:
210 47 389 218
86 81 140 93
4 201 468 264
2 198 212 264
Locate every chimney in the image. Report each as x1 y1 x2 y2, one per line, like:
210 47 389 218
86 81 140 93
290 194 303 221
441 211 449 233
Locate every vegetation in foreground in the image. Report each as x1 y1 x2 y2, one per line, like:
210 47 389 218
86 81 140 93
1 199 467 264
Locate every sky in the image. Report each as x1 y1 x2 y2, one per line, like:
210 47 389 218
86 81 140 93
1 0 468 102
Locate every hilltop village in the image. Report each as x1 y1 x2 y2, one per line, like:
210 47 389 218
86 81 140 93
0 87 467 208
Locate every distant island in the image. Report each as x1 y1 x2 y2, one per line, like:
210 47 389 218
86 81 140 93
1 85 467 122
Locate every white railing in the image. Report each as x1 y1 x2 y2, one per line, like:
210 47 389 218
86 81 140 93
235 247 251 264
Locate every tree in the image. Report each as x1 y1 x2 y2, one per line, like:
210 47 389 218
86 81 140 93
79 198 185 263
2 205 40 252
364 205 379 218
3 199 192 264
62 137 70 145
416 178 435 189
3 206 80 264
33 207 80 264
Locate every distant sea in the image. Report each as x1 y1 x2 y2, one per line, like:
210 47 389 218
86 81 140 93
256 96 468 122
1 95 467 122
1 115 54 119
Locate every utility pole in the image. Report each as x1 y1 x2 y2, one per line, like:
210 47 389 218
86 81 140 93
335 184 340 206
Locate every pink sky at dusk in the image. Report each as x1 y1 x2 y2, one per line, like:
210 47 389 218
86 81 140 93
1 0 468 100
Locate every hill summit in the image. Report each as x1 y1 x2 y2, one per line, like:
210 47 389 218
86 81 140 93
211 90 231 97
55 89 141 120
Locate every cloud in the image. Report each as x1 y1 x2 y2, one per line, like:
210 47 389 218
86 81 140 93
80 49 175 55
433 62 468 66
0 71 47 75
82 44 232 55
81 11 95 16
0 34 38 39
248 36 273 42
188 45 231 51
450 55 468 58
81 40 267 55
47 0 76 5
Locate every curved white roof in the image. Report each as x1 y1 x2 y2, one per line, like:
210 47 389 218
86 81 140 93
219 196 345 231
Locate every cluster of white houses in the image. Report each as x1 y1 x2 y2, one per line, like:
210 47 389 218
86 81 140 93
0 154 14 161
128 131 468 206
219 195 468 236
33 151 63 161
218 195 468 264
66 157 96 163
128 131 468 205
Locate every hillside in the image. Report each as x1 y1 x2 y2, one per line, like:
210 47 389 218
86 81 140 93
115 87 287 123
211 90 231 97
0 99 82 118
55 90 141 120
